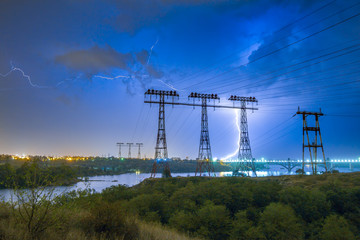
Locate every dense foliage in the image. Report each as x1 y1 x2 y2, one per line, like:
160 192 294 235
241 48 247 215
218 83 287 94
0 161 78 188
73 173 360 240
1 160 359 239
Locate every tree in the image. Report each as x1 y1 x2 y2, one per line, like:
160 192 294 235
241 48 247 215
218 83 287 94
10 162 61 240
320 215 355 240
279 186 330 223
169 210 198 234
259 203 304 240
230 211 253 240
0 163 16 188
196 201 231 240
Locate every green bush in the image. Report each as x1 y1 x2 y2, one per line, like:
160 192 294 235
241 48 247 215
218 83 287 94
259 202 304 240
320 215 355 240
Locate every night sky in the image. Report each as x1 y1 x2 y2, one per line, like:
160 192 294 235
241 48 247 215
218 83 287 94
0 0 360 160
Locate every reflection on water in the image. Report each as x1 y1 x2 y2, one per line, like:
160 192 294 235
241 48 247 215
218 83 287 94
0 165 358 202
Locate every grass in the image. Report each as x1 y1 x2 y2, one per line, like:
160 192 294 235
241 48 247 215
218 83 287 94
138 221 201 240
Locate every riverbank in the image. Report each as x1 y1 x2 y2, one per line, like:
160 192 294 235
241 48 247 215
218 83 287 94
0 162 79 189
0 171 359 239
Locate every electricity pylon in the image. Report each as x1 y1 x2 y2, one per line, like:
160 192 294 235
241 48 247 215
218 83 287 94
144 90 258 177
116 142 124 158
229 96 258 177
127 143 133 159
144 89 179 177
188 93 220 177
296 107 327 174
136 143 143 159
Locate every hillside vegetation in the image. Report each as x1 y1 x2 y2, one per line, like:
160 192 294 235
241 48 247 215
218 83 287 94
0 172 359 239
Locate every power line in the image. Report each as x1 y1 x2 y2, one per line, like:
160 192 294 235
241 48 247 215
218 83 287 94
215 44 360 93
175 0 337 86
185 7 360 89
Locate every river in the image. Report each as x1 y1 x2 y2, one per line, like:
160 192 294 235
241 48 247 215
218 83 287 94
0 165 358 202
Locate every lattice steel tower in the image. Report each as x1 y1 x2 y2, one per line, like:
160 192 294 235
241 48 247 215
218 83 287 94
296 107 327 174
189 92 219 177
127 143 133 159
116 142 124 158
136 143 143 159
144 89 179 177
229 96 258 176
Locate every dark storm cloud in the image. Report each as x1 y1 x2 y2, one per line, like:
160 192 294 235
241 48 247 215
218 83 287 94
242 0 360 90
55 46 133 74
109 0 316 34
55 45 164 93
146 65 164 79
136 50 150 65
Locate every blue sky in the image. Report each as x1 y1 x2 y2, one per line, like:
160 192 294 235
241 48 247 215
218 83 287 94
0 0 359 159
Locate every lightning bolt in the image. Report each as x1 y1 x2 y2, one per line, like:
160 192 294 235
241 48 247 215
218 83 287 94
0 63 51 89
91 38 184 93
0 62 78 89
147 37 159 65
157 79 183 91
93 75 131 80
55 74 82 87
221 109 240 161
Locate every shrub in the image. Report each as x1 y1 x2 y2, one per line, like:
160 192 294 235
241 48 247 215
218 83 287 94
320 215 355 240
259 203 304 240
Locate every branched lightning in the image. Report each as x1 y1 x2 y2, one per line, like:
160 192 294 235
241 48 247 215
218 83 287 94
90 37 184 92
147 37 159 65
0 63 51 89
93 75 131 80
222 109 240 161
56 74 82 87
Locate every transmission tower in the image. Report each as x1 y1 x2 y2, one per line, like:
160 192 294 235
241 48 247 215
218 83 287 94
136 143 143 159
144 90 257 177
229 96 258 176
144 89 179 177
296 107 327 174
188 92 220 177
116 142 124 158
127 143 133 159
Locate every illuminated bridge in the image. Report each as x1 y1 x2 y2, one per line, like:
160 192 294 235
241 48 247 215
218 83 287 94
220 158 360 164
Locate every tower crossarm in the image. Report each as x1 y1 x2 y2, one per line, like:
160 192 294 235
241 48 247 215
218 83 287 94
188 92 220 100
228 95 258 103
145 89 179 97
144 100 258 110
304 144 323 148
296 111 324 116
304 127 320 131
